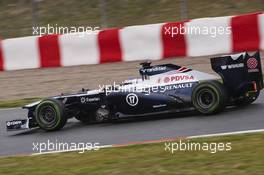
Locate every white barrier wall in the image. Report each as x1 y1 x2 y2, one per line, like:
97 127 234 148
0 12 263 71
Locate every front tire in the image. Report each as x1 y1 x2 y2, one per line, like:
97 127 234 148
35 99 67 131
192 81 227 115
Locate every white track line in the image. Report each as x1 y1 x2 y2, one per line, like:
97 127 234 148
187 129 264 139
31 128 264 156
31 145 113 156
0 107 20 111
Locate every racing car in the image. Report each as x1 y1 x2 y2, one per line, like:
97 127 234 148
6 51 263 131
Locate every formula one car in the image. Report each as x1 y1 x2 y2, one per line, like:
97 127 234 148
6 51 263 131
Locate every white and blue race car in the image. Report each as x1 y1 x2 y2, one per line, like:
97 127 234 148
6 51 263 131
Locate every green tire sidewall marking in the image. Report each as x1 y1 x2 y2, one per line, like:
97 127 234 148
193 83 221 113
36 100 62 130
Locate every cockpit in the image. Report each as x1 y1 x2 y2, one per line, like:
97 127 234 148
139 61 184 81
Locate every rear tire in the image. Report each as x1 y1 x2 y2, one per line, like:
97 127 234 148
192 81 227 115
35 99 67 131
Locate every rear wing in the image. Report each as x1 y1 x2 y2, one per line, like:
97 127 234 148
211 51 263 96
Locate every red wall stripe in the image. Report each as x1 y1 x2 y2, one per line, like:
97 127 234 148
98 28 122 63
0 40 4 71
38 34 61 67
162 21 187 58
231 13 261 52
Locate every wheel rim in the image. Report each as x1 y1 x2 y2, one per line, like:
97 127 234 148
39 105 57 126
197 89 216 109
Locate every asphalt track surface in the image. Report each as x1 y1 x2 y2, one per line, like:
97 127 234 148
0 92 264 156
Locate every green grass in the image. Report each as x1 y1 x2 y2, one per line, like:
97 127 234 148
0 0 263 38
0 132 263 175
0 98 41 108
